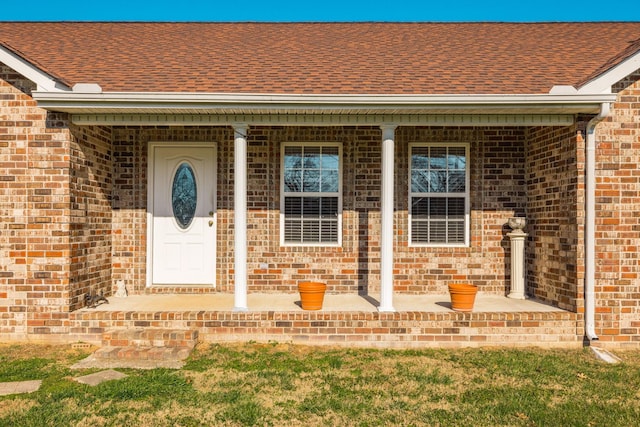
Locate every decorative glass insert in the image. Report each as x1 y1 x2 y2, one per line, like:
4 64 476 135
172 162 197 229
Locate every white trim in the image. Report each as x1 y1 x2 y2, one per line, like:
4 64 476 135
35 91 617 116
0 45 70 92
408 142 471 247
71 113 576 127
578 51 640 94
146 145 155 288
146 141 218 288
233 125 249 311
72 83 102 93
585 103 611 341
34 90 618 105
379 125 397 313
280 142 343 247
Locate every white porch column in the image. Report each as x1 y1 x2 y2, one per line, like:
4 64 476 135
379 125 397 312
506 217 527 299
233 125 248 311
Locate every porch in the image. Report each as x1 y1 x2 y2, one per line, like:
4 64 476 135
69 293 581 348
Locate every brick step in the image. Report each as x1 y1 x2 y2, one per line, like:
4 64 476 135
102 328 198 348
93 345 192 362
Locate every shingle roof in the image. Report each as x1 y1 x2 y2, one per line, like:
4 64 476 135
1 22 639 95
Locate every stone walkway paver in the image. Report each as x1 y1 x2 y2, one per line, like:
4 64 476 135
73 369 127 386
0 380 42 396
71 351 187 370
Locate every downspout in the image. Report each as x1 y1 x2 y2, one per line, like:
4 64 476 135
584 102 611 342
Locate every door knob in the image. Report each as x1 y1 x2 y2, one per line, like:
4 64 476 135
209 220 214 227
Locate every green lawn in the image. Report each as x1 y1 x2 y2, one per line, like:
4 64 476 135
0 343 639 426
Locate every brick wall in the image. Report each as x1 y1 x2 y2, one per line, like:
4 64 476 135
0 66 34 338
394 127 526 294
113 125 528 297
71 309 581 349
111 127 234 293
249 126 527 296
525 123 582 310
592 71 640 344
0 64 114 337
0 64 74 336
247 126 374 295
68 123 113 310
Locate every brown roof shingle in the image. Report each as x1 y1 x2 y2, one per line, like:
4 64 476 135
0 22 639 94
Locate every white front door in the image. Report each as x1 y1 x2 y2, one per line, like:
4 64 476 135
150 144 216 285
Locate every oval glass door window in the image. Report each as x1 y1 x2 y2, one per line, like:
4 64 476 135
172 162 197 229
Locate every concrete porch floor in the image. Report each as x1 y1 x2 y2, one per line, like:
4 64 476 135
83 293 567 313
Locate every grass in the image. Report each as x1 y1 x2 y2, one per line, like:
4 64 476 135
0 343 639 426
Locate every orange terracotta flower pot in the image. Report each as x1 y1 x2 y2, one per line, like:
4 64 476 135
298 282 327 310
448 283 478 312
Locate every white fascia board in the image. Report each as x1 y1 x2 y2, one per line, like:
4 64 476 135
578 51 640 94
32 91 617 112
0 45 70 92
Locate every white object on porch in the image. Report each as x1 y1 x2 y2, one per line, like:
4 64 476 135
114 280 128 298
507 217 527 299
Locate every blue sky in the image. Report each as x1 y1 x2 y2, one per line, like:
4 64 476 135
4 0 640 22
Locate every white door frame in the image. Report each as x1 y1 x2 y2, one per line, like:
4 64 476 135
146 141 217 287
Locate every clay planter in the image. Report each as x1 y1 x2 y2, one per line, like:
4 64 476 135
448 283 478 312
298 282 327 310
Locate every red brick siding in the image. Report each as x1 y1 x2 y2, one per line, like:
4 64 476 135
0 64 114 336
247 126 374 294
113 126 527 296
0 64 74 336
249 126 527 295
592 71 640 343
111 127 148 292
394 127 527 294
111 127 234 292
525 123 582 310
69 123 113 310
70 309 581 348
0 66 36 337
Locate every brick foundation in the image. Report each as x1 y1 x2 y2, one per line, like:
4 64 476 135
70 308 582 349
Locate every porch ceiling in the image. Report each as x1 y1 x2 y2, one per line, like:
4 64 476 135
70 112 577 127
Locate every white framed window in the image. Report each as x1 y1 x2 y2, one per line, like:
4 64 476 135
409 143 470 246
281 142 342 246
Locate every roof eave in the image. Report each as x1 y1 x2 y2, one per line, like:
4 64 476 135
0 44 71 92
32 91 616 115
577 50 640 94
